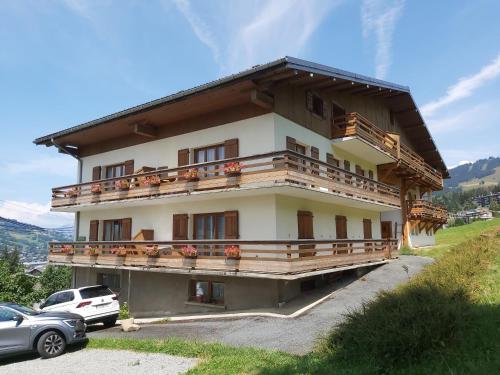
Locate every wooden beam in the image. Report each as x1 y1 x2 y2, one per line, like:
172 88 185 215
133 123 157 138
250 90 274 109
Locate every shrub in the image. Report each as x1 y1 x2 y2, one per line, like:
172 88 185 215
119 302 130 320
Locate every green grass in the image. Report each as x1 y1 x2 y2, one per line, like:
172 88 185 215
89 225 500 374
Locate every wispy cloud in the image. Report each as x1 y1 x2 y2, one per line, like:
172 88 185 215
0 156 76 178
421 53 500 117
170 0 340 73
0 200 74 228
361 0 405 79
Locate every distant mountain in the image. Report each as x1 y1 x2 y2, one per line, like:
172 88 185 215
444 157 500 191
0 216 73 264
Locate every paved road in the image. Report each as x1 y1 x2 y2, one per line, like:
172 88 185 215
90 256 433 355
0 349 197 375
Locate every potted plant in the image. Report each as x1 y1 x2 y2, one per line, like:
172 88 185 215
224 245 241 259
183 168 199 182
143 175 161 187
180 246 197 258
65 188 79 198
91 183 102 194
224 162 242 177
61 244 75 255
111 246 128 257
115 179 130 190
85 246 98 256
145 245 160 257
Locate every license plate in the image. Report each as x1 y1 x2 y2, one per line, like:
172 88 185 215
95 303 109 309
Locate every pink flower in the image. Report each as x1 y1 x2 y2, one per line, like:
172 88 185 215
224 245 240 259
181 246 197 257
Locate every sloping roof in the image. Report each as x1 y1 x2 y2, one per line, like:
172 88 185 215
33 56 447 176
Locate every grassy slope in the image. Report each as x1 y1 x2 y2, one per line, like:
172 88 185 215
89 222 500 374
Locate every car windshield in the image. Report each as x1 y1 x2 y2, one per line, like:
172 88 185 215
9 304 40 316
80 286 114 299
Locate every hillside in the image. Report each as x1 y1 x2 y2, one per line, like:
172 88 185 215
0 216 73 264
444 156 500 191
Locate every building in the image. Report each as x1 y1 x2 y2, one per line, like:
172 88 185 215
473 192 500 207
35 57 448 316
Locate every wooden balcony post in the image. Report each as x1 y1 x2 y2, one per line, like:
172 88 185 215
401 178 410 246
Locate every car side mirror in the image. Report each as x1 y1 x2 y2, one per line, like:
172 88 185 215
12 315 23 325
39 299 46 309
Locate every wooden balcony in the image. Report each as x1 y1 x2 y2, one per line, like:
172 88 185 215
407 200 448 224
331 112 399 160
51 150 401 210
331 112 444 190
48 239 399 279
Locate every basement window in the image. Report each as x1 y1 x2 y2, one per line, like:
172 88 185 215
188 280 225 305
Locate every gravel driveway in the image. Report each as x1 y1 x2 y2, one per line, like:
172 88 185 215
90 255 433 354
0 349 197 374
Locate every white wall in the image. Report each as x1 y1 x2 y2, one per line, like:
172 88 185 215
78 195 277 241
81 114 276 182
275 195 381 240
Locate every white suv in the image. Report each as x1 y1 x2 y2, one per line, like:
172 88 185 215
40 285 120 327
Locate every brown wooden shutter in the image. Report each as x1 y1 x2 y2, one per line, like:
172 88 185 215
89 220 99 241
310 147 319 175
224 139 239 159
297 211 314 239
306 91 313 111
122 218 132 240
355 165 363 176
124 160 134 175
363 219 372 239
92 166 101 181
178 149 190 176
173 214 189 240
286 136 296 151
335 215 347 239
224 211 239 239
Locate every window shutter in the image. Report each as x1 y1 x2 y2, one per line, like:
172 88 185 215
173 214 189 240
306 91 313 111
355 165 364 176
224 211 239 239
178 149 190 166
124 160 134 175
92 166 101 181
297 211 314 239
89 220 99 241
122 218 132 240
311 147 319 159
224 139 239 159
335 215 347 239
363 219 372 239
286 136 297 151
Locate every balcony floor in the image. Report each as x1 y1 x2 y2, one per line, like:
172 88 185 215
331 136 397 165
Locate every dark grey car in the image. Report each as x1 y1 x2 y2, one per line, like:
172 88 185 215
0 303 87 359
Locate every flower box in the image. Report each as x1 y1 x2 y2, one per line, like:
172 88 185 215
224 245 241 259
183 168 199 182
145 246 160 257
91 184 102 194
111 247 128 257
61 245 75 255
224 162 242 177
65 189 79 198
115 179 130 190
85 246 98 256
180 246 197 258
143 175 161 187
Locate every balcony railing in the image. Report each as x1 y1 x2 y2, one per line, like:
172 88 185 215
51 150 401 209
331 112 399 158
331 112 443 190
407 200 448 224
48 239 398 277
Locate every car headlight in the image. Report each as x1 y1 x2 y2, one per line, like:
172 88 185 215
63 319 78 328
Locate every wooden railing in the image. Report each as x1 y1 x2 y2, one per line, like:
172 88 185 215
407 200 448 224
331 112 399 158
51 150 401 209
48 239 399 277
331 112 443 190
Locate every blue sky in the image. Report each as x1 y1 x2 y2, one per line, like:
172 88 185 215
1 0 499 227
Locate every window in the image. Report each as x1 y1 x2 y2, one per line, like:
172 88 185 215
189 280 224 305
80 286 114 299
98 273 121 293
103 220 123 241
343 160 351 171
105 163 126 179
194 144 225 176
55 291 75 304
194 213 225 255
42 294 59 308
368 170 374 179
0 307 17 322
312 94 324 118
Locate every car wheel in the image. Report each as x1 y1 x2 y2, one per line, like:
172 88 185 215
37 331 67 359
102 317 117 328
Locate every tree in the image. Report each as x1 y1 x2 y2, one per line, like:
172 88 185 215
0 247 21 273
38 265 72 297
